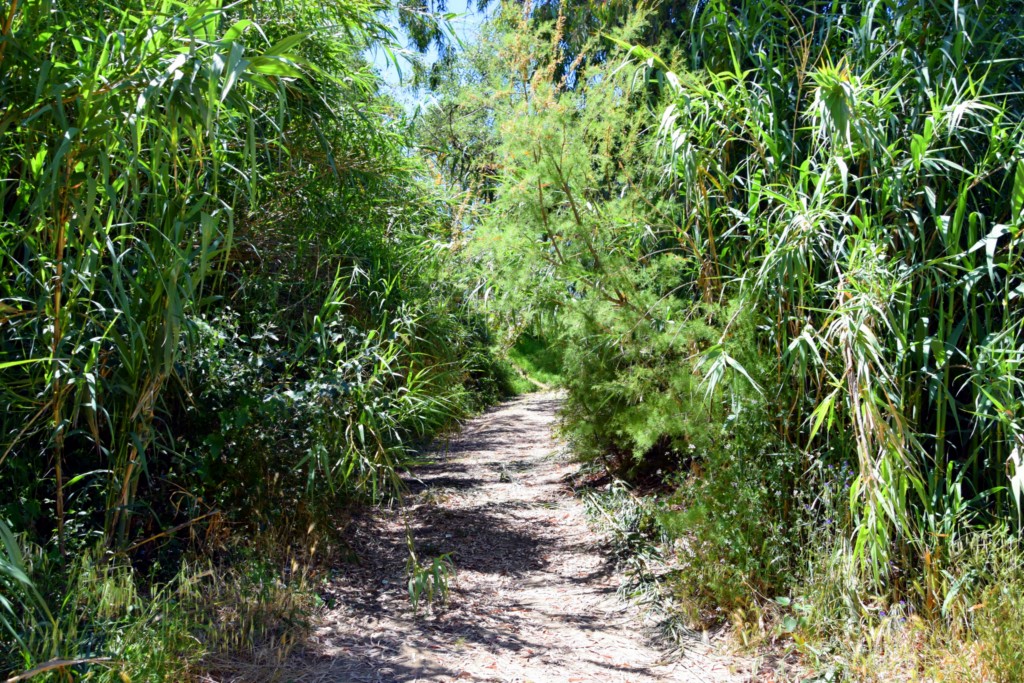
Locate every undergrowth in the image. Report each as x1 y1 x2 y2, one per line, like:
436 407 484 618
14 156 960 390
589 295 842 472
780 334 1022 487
0 0 512 679
505 334 563 392
579 479 696 650
1 520 324 682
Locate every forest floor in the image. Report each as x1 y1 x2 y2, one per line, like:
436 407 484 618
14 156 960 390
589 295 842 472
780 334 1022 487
277 393 751 682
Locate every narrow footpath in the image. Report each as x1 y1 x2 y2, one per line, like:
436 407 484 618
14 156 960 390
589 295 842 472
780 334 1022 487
295 394 745 682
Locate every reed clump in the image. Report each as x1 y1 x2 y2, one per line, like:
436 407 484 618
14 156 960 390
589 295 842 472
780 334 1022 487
434 0 1024 677
1 0 514 678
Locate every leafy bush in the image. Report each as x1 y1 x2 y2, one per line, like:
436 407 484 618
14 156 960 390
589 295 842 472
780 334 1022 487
781 525 1024 681
0 0 512 677
660 431 805 619
506 334 563 390
430 0 1024 675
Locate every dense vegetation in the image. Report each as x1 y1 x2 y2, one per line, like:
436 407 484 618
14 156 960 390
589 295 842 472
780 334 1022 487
426 0 1024 679
3 0 1024 680
0 0 513 678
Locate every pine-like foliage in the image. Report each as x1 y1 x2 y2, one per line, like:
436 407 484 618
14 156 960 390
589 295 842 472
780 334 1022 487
435 0 1024 645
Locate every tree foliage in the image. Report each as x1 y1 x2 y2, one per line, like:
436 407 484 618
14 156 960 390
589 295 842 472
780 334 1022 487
5 0 1024 677
0 0 513 676
432 0 1024 648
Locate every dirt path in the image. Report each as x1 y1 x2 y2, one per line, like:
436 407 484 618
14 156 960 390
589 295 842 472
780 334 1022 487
296 394 744 682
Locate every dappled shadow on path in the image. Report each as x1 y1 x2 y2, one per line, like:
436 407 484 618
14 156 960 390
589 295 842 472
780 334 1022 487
267 393 727 683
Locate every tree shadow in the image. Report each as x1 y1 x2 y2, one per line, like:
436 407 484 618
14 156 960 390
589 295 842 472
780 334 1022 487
283 394 672 682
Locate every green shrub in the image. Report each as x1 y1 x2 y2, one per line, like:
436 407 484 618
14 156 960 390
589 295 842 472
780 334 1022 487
657 408 825 622
449 0 1024 649
0 0 511 676
778 525 1024 681
507 334 564 390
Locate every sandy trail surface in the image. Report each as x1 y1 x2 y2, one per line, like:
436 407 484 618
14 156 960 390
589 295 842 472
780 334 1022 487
291 393 745 682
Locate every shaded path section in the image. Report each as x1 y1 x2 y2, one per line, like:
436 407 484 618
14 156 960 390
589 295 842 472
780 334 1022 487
295 394 744 682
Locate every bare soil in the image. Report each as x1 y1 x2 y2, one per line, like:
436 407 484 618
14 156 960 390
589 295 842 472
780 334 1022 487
287 393 750 682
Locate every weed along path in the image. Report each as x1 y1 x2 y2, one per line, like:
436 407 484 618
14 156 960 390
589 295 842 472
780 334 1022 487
295 393 742 683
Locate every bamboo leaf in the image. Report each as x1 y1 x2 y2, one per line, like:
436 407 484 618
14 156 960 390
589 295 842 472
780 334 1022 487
1013 162 1024 219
